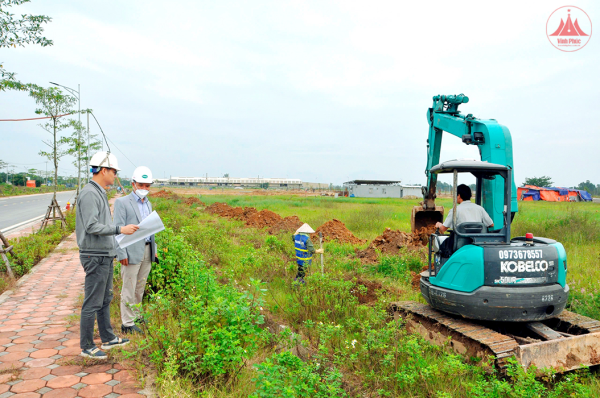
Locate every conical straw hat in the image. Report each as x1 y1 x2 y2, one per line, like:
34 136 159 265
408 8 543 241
295 223 315 234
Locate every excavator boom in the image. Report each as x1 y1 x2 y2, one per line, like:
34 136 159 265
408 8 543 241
411 94 518 232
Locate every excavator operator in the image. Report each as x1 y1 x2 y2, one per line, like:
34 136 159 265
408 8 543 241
435 184 494 256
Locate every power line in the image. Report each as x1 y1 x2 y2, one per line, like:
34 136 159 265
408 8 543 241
0 113 73 122
89 111 137 168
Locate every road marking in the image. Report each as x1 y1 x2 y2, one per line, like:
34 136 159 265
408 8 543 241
0 214 46 234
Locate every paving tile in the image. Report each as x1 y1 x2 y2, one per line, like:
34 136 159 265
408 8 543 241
113 381 140 394
29 350 57 359
47 375 80 389
6 393 40 398
0 385 8 395
105 369 118 375
55 347 80 356
77 383 112 398
1 351 29 362
40 388 78 398
81 364 111 374
9 379 45 393
34 387 51 394
40 374 56 381
19 367 50 380
0 392 15 398
105 380 120 387
0 361 22 371
23 358 54 368
45 364 60 370
80 373 111 385
19 358 34 363
51 365 82 376
73 373 88 378
6 380 21 386
6 345 34 353
51 346 65 351
119 394 146 398
0 374 14 384
104 393 120 398
113 371 134 382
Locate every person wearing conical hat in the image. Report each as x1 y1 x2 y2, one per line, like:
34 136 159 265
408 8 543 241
292 223 323 284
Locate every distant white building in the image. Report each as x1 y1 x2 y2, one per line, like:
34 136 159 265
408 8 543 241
166 177 302 189
343 180 422 198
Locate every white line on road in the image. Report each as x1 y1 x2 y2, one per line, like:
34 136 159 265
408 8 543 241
0 214 46 234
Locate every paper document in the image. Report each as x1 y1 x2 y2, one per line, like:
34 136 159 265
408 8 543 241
116 210 165 249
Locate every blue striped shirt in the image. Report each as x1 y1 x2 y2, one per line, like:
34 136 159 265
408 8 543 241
135 193 151 243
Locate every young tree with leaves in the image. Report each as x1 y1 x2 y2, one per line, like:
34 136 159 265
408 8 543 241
25 85 77 201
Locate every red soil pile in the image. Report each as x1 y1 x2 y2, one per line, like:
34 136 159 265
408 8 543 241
151 190 178 199
245 209 282 229
268 215 304 235
356 226 436 265
184 197 205 206
205 203 259 221
313 219 366 245
206 202 235 216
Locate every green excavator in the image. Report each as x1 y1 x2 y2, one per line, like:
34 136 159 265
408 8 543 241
391 95 600 372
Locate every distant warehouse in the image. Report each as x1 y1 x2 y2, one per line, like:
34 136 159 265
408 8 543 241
343 180 422 198
164 177 303 189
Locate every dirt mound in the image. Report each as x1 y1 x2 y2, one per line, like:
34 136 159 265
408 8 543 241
152 190 177 199
313 219 366 245
268 215 304 235
352 278 383 305
184 196 205 206
356 226 436 265
245 209 282 229
206 202 234 216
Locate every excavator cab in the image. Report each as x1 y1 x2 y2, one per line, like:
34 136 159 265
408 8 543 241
421 159 569 322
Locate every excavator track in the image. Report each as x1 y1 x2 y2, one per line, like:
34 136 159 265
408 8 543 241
390 301 600 372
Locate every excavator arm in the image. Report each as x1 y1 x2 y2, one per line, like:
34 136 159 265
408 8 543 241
414 94 518 231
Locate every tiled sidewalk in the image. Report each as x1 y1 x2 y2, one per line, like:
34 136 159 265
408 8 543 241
0 233 145 398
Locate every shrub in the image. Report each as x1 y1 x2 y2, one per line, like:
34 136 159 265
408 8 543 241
143 228 267 385
250 351 347 398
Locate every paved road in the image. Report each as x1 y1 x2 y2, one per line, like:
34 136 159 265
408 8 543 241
0 190 76 232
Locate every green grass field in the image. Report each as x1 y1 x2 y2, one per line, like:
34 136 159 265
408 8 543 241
135 193 600 397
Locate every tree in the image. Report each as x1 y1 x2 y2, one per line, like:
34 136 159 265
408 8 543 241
0 0 52 48
65 116 101 191
576 180 597 196
26 85 77 201
1 0 53 91
522 176 553 187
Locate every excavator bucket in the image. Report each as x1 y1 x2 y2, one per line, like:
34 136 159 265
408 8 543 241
411 206 444 233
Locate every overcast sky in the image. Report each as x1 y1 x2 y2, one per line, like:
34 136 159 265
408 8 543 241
1 0 598 186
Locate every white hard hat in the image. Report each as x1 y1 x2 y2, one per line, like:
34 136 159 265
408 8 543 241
132 166 153 184
89 151 120 171
295 223 315 234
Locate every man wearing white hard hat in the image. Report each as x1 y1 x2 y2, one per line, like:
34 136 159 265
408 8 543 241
114 166 158 334
292 223 324 284
76 151 139 359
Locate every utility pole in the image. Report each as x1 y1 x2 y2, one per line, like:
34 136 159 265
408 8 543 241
87 111 90 183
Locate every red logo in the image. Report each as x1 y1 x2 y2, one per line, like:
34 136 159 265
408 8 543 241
546 6 592 52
